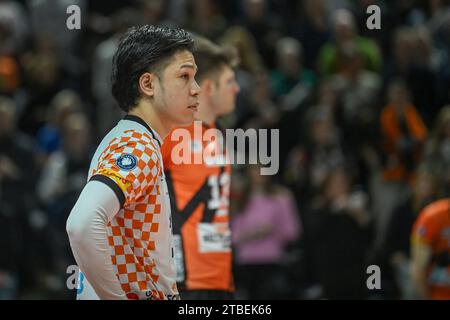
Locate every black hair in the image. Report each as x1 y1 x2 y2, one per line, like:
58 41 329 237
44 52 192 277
111 25 194 112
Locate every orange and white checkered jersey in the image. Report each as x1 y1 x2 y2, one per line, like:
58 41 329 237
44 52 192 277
79 115 179 300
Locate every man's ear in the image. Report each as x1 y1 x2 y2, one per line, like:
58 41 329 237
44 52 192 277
139 72 156 98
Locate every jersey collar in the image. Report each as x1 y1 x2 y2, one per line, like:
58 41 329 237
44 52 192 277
123 114 162 148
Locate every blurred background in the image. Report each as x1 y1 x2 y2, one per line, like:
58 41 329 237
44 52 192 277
0 0 449 300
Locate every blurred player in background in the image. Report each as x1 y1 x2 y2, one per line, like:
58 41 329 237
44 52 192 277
66 25 200 300
161 36 240 299
411 198 450 300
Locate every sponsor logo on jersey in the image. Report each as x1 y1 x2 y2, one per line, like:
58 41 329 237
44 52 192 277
116 153 137 171
97 168 131 193
197 223 231 253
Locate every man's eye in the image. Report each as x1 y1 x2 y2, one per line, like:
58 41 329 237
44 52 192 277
181 74 189 80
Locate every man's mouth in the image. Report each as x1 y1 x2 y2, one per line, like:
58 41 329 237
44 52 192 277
188 103 199 112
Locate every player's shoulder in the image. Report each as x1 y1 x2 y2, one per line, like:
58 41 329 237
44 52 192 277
92 118 161 170
104 119 160 151
120 129 159 151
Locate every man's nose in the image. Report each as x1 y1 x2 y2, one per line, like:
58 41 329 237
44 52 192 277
191 80 201 96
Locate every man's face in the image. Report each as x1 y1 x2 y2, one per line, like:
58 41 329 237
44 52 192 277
153 50 200 127
211 66 240 116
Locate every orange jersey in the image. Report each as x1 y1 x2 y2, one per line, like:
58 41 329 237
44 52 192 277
412 199 450 300
162 121 233 291
380 104 428 181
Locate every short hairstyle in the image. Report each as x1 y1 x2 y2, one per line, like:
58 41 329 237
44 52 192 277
193 35 239 83
111 25 194 112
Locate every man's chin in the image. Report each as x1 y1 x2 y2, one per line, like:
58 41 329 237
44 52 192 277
178 115 195 126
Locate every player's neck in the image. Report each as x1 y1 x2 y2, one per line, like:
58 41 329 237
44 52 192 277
128 101 168 140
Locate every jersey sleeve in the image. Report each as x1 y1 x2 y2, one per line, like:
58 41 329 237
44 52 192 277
90 131 161 207
66 180 127 300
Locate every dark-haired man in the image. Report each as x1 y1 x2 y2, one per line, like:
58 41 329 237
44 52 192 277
66 25 200 300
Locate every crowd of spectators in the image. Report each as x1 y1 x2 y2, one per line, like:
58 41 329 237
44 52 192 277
0 0 449 299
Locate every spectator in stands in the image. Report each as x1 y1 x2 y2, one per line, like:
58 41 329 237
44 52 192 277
380 80 428 185
329 42 381 148
291 0 330 71
285 107 345 213
35 90 83 164
270 37 316 111
37 112 93 297
238 0 283 68
318 8 382 75
91 8 136 137
219 26 264 127
0 0 28 55
381 168 441 299
231 165 301 299
185 0 227 40
384 26 440 126
306 164 373 299
0 96 38 299
422 106 450 191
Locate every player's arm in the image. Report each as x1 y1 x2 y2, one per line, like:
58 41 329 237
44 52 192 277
410 240 432 299
66 180 127 300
